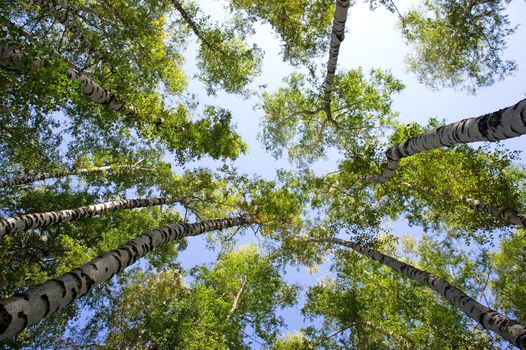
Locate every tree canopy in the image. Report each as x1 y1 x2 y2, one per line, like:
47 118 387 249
0 0 525 348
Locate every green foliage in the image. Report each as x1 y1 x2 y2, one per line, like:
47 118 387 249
301 237 496 349
491 232 526 323
0 0 524 348
51 245 297 349
196 28 263 96
261 69 403 165
379 140 526 243
1 0 249 164
272 332 310 350
228 0 335 64
238 172 306 239
402 0 517 92
0 188 183 299
174 0 263 96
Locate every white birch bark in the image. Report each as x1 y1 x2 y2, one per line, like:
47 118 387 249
31 0 92 51
401 182 526 228
463 197 526 228
0 197 180 238
0 165 122 188
0 40 126 111
322 237 526 349
65 67 126 110
323 0 350 118
366 98 526 183
0 216 254 340
225 276 246 322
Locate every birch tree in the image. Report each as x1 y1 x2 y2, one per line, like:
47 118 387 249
366 98 526 184
227 0 335 64
0 38 246 162
72 244 296 349
172 0 263 96
370 135 526 242
0 216 254 340
0 197 185 238
301 236 499 348
262 69 403 164
401 0 517 92
316 236 526 348
0 164 120 189
0 41 133 116
323 0 350 119
2 1 248 162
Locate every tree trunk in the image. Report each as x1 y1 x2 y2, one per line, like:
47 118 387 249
0 165 120 188
0 216 254 340
401 182 526 228
0 197 180 238
225 276 247 322
321 237 526 349
323 0 350 119
463 197 526 228
0 40 125 111
170 0 230 58
31 0 93 52
0 14 136 113
171 0 213 50
366 98 526 183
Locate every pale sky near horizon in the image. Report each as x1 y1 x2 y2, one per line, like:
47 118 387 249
174 0 526 340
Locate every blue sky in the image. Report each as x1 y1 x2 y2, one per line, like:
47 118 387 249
173 0 526 340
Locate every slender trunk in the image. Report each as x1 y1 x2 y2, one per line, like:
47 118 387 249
170 0 230 58
323 0 350 119
321 237 526 349
0 18 134 114
462 197 526 228
366 98 526 183
225 276 247 322
171 0 213 50
0 216 254 340
0 197 180 238
31 0 94 53
0 164 121 188
0 39 125 111
402 182 526 228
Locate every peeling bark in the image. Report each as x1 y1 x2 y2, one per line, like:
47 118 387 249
0 216 254 340
322 237 526 349
0 197 180 238
0 165 124 188
323 0 350 119
366 98 526 183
